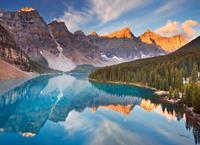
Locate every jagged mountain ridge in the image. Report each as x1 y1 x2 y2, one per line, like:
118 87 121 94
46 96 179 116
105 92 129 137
101 27 136 39
48 21 103 65
0 7 185 73
139 30 188 52
88 27 165 61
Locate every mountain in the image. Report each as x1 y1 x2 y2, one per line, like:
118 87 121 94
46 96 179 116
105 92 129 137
0 8 167 71
139 30 188 52
48 22 165 66
101 27 136 39
89 36 200 87
88 27 165 62
90 31 98 37
0 7 59 64
0 24 32 80
48 21 103 65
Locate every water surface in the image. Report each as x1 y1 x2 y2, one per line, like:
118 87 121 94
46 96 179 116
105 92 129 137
0 71 200 145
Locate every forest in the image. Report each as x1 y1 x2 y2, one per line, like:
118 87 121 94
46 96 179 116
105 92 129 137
89 36 200 113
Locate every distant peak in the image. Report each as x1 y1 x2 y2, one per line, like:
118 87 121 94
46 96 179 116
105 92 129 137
18 7 35 12
49 20 65 26
74 30 85 36
122 27 131 31
146 29 153 33
90 31 98 36
102 27 135 39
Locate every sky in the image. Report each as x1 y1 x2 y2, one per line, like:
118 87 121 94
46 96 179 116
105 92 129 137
0 0 200 39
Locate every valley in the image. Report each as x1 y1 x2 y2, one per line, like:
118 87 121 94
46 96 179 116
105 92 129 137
0 3 199 145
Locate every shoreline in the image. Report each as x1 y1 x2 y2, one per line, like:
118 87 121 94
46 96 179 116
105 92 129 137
89 78 157 90
89 77 200 125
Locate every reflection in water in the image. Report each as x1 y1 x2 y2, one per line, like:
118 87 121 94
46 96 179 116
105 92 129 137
0 74 199 145
91 104 134 115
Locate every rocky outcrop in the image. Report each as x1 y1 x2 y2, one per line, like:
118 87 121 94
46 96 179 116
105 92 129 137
139 30 188 52
0 24 30 71
90 31 98 37
0 8 58 60
48 21 102 65
102 27 136 39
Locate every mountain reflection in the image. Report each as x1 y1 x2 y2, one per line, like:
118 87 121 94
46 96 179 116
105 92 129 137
0 74 199 144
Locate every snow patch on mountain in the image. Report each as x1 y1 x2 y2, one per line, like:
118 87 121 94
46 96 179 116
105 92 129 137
41 29 76 72
41 50 76 72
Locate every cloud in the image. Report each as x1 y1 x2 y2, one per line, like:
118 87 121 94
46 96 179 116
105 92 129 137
54 7 92 31
182 20 200 39
55 0 149 32
89 0 149 23
155 0 186 15
156 20 180 36
156 20 200 40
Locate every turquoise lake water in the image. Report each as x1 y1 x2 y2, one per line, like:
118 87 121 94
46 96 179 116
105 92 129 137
0 71 200 145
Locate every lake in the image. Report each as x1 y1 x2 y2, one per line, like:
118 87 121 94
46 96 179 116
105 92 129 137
0 69 200 145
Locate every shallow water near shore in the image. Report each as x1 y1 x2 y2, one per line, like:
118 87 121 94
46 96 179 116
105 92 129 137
0 70 200 145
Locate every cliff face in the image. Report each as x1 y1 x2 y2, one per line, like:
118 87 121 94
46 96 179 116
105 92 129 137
139 30 188 52
102 27 136 39
0 8 58 60
0 24 30 71
48 21 102 65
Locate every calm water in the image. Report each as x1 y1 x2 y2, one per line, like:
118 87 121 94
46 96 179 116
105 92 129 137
0 71 200 145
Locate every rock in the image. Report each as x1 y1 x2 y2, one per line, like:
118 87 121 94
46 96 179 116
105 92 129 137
89 31 98 36
18 7 35 12
102 27 136 39
0 8 59 61
48 21 102 65
0 24 30 71
139 30 188 52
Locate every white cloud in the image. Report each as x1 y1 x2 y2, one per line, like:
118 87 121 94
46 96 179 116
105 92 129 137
155 0 186 15
156 20 180 36
89 0 149 23
54 7 92 31
55 0 149 32
156 20 200 40
182 20 200 39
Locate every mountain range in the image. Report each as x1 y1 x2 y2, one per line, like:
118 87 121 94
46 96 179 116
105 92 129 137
0 7 189 79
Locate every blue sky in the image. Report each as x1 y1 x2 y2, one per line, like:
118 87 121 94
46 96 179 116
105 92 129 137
0 0 200 38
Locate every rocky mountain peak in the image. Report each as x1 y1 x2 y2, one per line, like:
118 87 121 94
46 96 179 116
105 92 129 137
18 7 35 12
140 30 161 44
0 8 59 60
102 27 135 39
139 30 188 52
48 21 72 36
90 31 98 36
74 30 85 36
